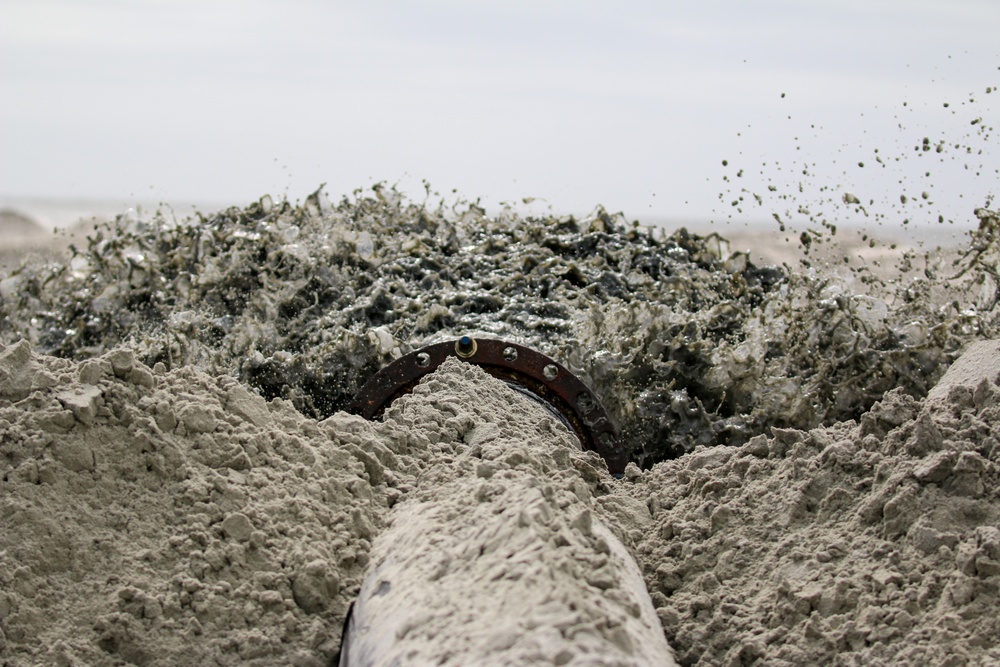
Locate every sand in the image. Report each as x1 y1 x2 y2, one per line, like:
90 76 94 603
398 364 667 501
0 340 678 665
1 198 998 665
1 341 379 665
2 336 998 665
624 362 1000 665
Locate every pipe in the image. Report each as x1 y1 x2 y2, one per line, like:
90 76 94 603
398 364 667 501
348 337 627 474
339 358 676 666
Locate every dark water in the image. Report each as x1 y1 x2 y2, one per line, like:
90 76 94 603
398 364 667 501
1 186 997 466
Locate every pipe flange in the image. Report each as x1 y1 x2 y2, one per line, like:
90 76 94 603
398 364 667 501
348 337 625 474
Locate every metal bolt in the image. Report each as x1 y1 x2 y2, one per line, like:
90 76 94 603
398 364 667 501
456 336 478 358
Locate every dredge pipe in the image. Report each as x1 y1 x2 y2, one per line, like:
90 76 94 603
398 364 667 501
339 358 676 666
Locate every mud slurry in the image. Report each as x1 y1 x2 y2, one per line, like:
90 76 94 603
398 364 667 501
1 188 998 465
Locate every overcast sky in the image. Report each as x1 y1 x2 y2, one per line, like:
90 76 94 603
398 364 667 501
1 0 997 230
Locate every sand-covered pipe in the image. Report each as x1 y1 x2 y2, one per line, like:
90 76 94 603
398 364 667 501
339 359 675 666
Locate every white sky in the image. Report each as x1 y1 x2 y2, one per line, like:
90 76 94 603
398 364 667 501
1 0 998 231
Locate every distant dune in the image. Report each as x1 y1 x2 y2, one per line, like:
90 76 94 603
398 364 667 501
0 208 74 273
0 208 46 236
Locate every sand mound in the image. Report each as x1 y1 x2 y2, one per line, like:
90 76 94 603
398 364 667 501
0 344 674 665
2 338 999 665
0 210 45 237
625 365 1000 665
0 210 59 273
1 340 384 665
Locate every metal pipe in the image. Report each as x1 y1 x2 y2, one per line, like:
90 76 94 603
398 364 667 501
339 354 676 666
339 483 676 666
349 337 627 474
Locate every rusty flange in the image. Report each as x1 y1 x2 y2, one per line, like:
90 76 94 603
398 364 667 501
348 336 626 474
